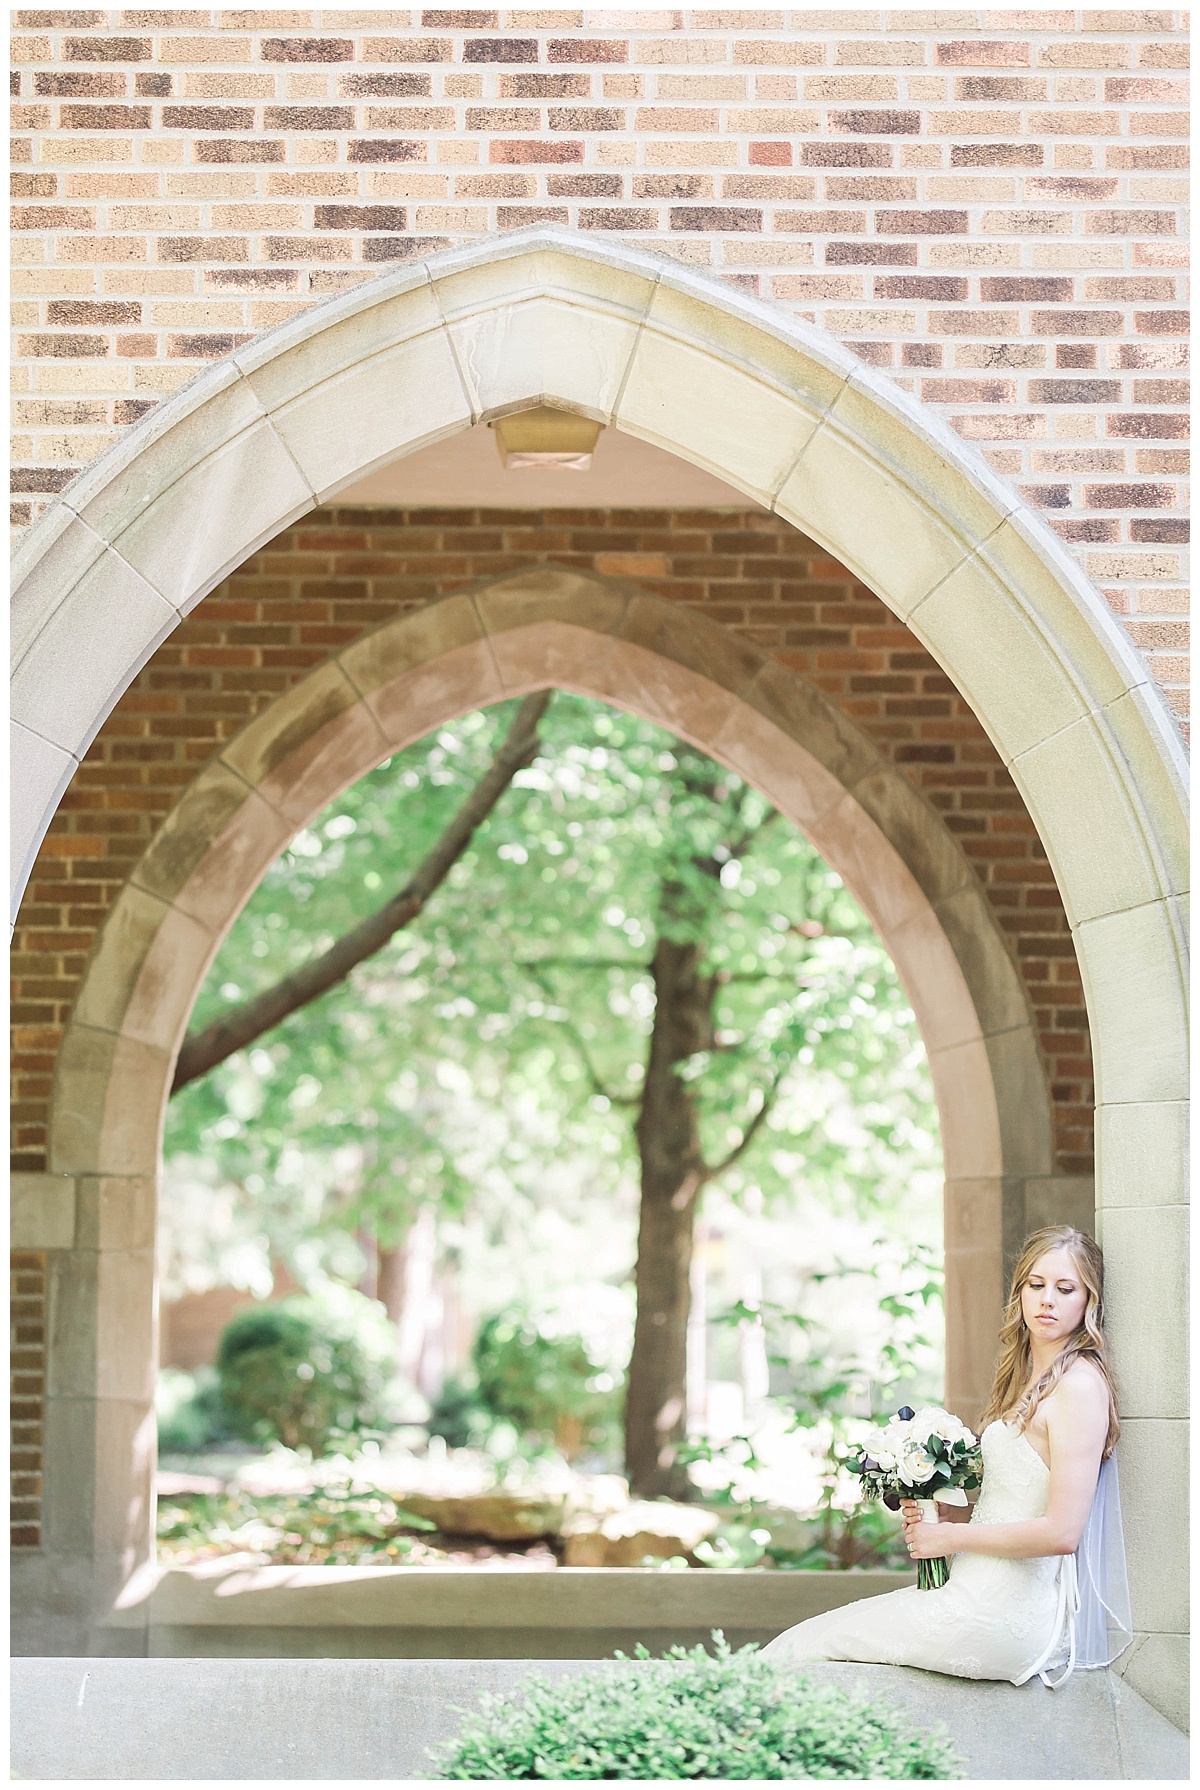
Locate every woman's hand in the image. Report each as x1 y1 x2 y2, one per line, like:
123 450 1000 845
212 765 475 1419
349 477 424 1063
899 1499 955 1560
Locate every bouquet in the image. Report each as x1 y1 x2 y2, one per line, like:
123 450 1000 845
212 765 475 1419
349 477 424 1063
847 1405 982 1590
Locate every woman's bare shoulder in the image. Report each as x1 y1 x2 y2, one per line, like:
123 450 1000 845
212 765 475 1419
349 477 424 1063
1046 1354 1109 1417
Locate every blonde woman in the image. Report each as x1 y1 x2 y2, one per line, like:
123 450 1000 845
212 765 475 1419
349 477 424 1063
763 1226 1132 1686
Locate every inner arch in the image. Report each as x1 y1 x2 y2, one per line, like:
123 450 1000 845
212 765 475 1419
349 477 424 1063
55 572 1050 1436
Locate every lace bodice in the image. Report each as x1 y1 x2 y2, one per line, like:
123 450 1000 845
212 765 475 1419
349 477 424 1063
972 1419 1050 1522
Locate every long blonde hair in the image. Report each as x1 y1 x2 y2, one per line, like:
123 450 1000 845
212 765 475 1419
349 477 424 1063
980 1226 1120 1458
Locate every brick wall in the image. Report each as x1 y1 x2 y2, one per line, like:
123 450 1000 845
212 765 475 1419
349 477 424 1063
9 10 1191 723
10 1251 46 1548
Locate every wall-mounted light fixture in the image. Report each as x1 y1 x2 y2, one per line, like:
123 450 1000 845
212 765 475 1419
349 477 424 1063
492 406 603 471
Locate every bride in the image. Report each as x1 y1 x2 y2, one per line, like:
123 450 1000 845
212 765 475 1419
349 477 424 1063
763 1225 1132 1687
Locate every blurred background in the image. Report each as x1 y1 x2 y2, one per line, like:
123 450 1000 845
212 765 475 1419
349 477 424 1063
155 695 944 1574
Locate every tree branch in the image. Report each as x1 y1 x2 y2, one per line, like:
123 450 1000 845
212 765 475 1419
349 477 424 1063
170 690 553 1096
700 1058 792 1183
521 962 641 1107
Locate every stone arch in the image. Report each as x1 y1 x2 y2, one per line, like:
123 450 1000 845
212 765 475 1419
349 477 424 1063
47 568 1046 1632
12 228 1188 1707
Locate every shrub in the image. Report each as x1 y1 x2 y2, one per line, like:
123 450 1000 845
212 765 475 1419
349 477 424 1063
216 1286 396 1456
432 1636 962 1780
426 1373 498 1452
473 1305 624 1460
155 1365 229 1454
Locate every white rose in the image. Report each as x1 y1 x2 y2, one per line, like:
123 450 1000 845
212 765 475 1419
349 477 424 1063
898 1449 937 1486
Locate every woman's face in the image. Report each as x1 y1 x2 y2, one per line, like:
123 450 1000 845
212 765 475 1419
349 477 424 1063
1021 1246 1088 1348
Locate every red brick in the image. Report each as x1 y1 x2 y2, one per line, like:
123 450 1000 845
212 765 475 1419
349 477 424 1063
829 109 920 134
750 141 791 166
800 143 891 167
63 35 150 61
195 139 285 163
348 140 426 163
1083 483 1175 508
1135 311 1189 335
875 276 968 300
670 206 762 232
263 107 354 131
58 103 151 128
951 143 1042 165
1106 413 1189 438
548 39 628 63
937 41 1031 65
464 37 539 62
161 107 255 130
875 210 968 234
261 38 356 62
1031 310 1123 336
981 276 1073 301
313 205 409 231
1030 378 1122 404
578 207 657 230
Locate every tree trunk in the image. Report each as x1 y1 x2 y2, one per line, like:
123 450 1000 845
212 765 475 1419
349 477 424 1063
625 936 714 1499
376 1244 405 1325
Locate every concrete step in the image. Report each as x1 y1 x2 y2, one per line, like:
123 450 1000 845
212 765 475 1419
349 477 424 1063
11 1656 1188 1780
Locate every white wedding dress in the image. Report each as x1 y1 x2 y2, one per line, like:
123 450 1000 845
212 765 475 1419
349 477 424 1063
763 1420 1079 1686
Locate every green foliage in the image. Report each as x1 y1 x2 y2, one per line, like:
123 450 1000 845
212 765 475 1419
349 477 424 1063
426 1373 498 1452
155 1365 229 1454
679 1245 941 1570
215 1287 396 1456
156 1480 437 1566
432 1635 962 1779
162 696 941 1300
473 1306 624 1460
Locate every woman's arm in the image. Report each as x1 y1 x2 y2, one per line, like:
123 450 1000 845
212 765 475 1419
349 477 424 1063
903 1366 1108 1562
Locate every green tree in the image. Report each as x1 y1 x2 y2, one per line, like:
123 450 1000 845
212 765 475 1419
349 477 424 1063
165 695 939 1493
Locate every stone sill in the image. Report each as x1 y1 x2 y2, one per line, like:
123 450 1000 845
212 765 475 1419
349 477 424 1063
112 1558 913 1625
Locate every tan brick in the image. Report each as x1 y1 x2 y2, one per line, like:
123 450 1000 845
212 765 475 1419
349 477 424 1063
644 139 738 166
1038 42 1130 69
955 343 1045 367
804 75 899 100
929 109 1023 133
54 234 149 262
182 74 277 98
162 34 255 60
634 39 729 65
926 176 1016 200
634 106 719 130
414 205 488 229
1025 109 1121 134
981 209 1071 235
769 274 865 299
732 39 824 65
835 40 925 66
655 74 745 99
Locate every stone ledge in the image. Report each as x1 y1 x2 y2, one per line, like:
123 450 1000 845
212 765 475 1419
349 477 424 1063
11 1656 1188 1782
97 1560 913 1658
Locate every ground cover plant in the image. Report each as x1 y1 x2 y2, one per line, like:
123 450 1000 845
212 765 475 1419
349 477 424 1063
432 1636 962 1779
156 1482 441 1567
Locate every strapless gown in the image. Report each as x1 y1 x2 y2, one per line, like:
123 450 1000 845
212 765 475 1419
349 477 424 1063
762 1420 1073 1685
